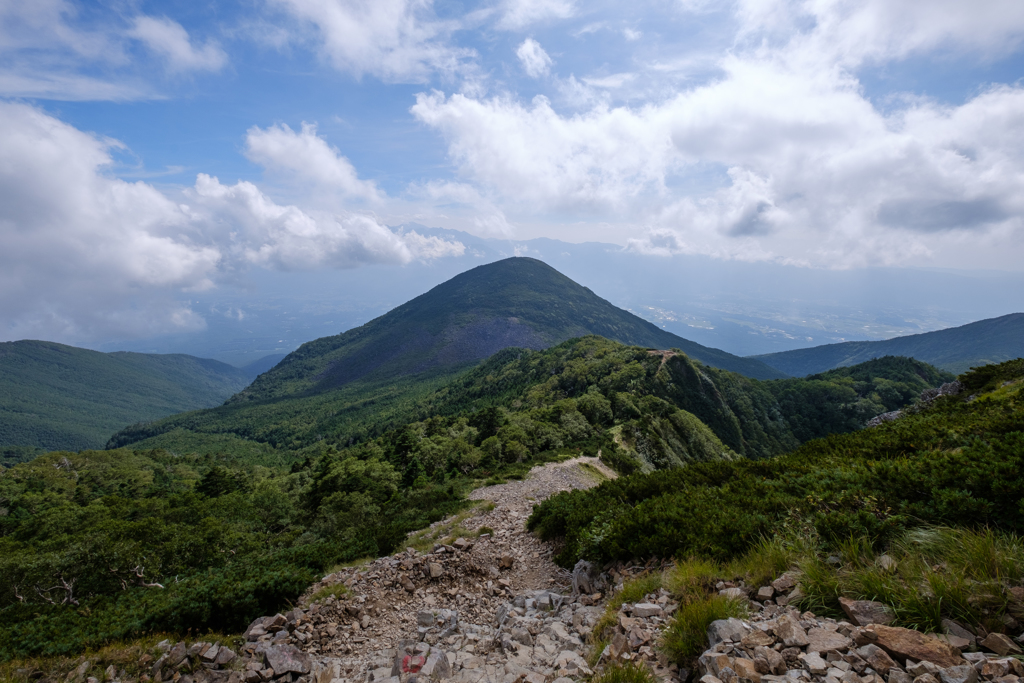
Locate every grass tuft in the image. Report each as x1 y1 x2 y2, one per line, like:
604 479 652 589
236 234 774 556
592 662 659 683
307 582 348 604
661 594 748 663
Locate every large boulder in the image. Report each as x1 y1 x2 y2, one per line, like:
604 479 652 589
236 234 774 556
861 624 965 668
261 644 311 675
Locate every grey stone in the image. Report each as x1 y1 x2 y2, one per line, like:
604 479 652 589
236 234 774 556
709 618 751 647
633 603 664 618
938 665 978 683
807 627 852 654
262 645 311 676
775 615 810 648
890 671 913 683
802 653 829 675
420 651 450 680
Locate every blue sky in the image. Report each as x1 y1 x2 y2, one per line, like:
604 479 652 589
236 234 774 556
2 0 1024 348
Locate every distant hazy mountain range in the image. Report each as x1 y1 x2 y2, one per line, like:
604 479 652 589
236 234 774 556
0 341 251 452
752 312 1024 376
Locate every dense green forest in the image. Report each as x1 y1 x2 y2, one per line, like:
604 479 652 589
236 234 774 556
753 311 1024 375
0 341 251 454
529 358 1024 567
0 336 951 659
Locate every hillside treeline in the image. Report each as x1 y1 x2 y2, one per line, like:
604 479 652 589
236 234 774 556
0 337 952 659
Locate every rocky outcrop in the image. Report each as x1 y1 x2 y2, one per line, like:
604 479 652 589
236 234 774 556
695 604 1023 683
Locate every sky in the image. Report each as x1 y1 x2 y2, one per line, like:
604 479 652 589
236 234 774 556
2 0 1024 351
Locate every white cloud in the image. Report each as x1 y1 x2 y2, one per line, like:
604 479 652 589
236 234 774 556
623 28 642 41
245 122 383 202
412 45 1024 267
270 0 475 82
411 91 676 212
0 103 464 343
0 102 219 341
735 0 1024 66
516 38 552 78
129 16 227 73
497 0 575 30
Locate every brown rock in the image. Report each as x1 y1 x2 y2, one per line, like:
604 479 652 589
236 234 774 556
732 658 762 683
499 555 515 570
840 597 896 626
980 633 1022 656
774 614 810 648
914 675 940 683
806 627 852 654
772 574 797 593
863 624 965 668
741 630 775 648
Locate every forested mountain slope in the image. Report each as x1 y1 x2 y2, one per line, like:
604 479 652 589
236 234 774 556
0 341 250 453
529 358 1024 567
107 258 785 456
1 334 949 658
234 257 785 403
752 312 1024 376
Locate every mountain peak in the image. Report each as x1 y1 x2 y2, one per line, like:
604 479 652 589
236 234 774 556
236 258 784 403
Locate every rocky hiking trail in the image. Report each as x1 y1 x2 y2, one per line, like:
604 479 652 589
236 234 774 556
219 456 636 683
139 456 1024 683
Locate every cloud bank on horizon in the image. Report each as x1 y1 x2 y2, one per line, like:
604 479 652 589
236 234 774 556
1 0 1024 342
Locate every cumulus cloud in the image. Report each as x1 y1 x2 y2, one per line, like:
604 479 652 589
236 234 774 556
270 0 475 82
186 174 460 270
0 102 218 341
245 122 383 202
0 103 463 343
129 16 227 73
736 0 1024 66
515 38 552 77
497 0 575 30
411 4 1024 268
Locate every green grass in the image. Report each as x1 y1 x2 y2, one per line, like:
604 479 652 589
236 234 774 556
795 526 1024 633
306 583 349 605
589 572 665 657
592 662 659 683
661 595 748 662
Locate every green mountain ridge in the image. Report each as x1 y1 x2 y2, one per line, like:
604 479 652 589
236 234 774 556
233 257 785 404
107 258 785 456
752 312 1024 376
0 340 251 455
0 335 951 659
